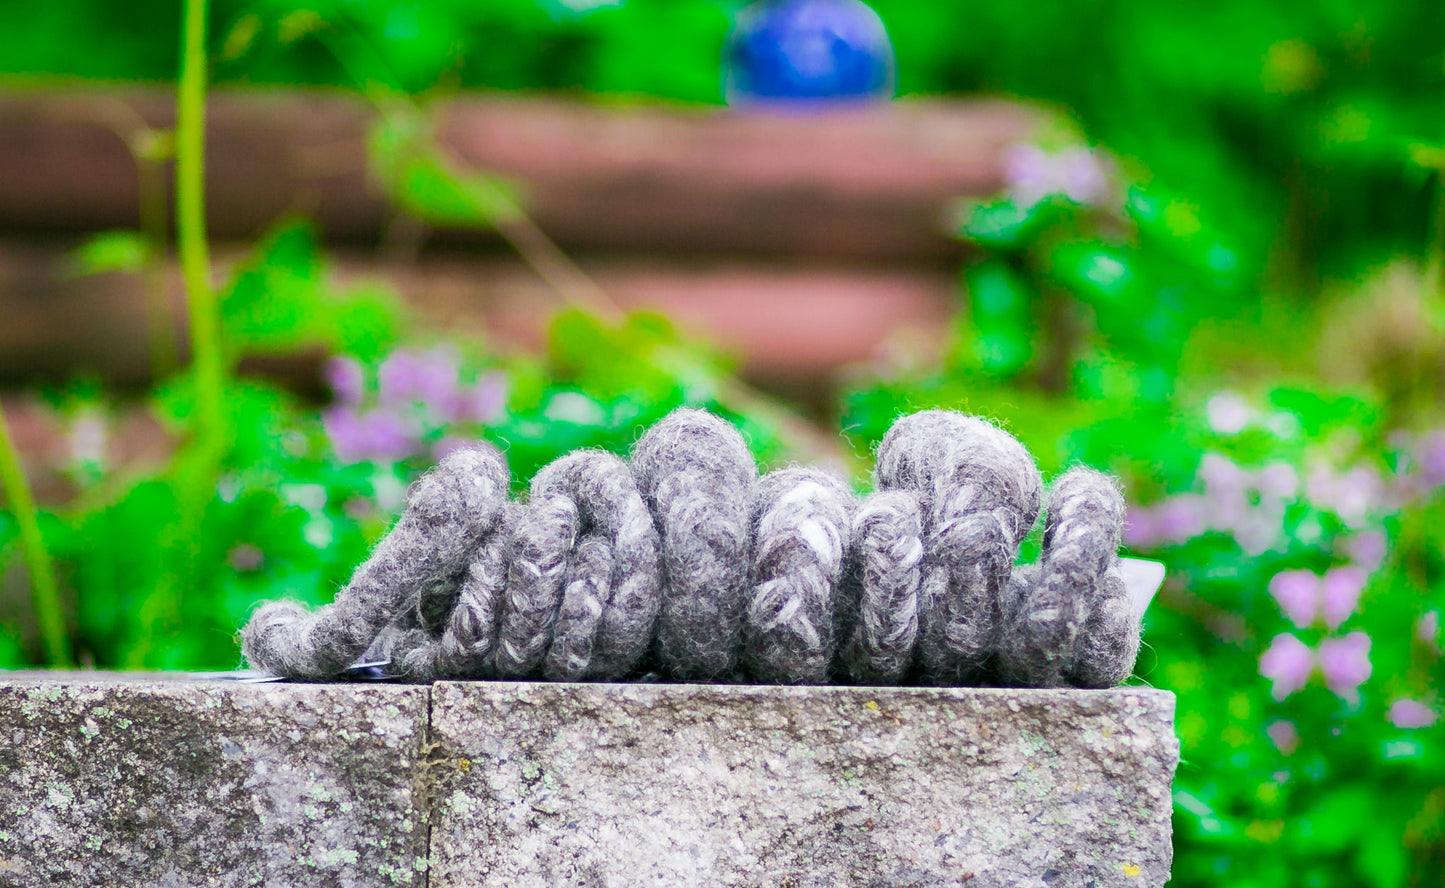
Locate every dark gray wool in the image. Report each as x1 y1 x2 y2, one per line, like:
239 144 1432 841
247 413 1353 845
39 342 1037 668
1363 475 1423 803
240 444 511 679
875 411 1043 684
742 467 853 684
240 407 1141 688
630 408 758 680
836 490 924 685
997 467 1136 688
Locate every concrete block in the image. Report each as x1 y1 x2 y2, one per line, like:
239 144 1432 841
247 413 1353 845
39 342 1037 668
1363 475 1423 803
0 676 1176 887
428 682 1178 888
0 675 431 887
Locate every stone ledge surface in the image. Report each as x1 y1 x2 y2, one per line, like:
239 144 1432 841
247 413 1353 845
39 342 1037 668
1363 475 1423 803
0 675 431 888
0 674 1177 888
430 683 1177 888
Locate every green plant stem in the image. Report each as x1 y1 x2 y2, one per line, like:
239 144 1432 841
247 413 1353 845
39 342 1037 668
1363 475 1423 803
177 0 224 452
1426 170 1445 308
126 0 224 668
0 406 72 666
137 149 177 380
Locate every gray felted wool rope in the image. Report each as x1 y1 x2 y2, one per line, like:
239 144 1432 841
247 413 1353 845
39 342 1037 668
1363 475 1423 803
997 467 1136 688
240 444 510 678
492 491 579 677
742 467 853 684
631 408 758 680
837 489 924 685
875 411 1043 684
386 502 519 680
1066 563 1138 688
534 450 662 681
239 406 1142 689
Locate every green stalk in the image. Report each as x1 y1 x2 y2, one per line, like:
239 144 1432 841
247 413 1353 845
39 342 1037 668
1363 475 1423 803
0 406 72 666
1425 170 1445 308
126 0 223 668
177 0 224 451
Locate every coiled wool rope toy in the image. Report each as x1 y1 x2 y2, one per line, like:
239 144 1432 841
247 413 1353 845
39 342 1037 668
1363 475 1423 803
241 408 1139 687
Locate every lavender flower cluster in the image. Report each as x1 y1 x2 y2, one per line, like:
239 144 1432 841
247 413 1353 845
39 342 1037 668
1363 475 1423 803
320 348 508 465
1124 391 1445 736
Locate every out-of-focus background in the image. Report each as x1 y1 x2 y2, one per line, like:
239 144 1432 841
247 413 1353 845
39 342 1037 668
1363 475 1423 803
0 1 1442 883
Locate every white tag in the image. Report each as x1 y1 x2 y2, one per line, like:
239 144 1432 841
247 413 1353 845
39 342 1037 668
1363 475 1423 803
1119 557 1166 619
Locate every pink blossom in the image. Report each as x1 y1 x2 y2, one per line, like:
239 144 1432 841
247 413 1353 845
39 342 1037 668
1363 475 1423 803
1307 464 1384 528
1268 570 1319 629
1388 699 1438 729
1232 508 1283 556
1001 143 1112 209
1317 632 1372 699
1339 531 1387 572
1260 634 1313 701
323 406 419 464
1412 431 1445 488
1256 463 1300 499
1418 611 1440 647
1205 391 1253 435
1265 720 1299 755
1156 496 1206 543
1320 567 1366 630
227 543 264 572
378 348 459 410
325 356 366 405
1123 507 1160 549
451 371 508 425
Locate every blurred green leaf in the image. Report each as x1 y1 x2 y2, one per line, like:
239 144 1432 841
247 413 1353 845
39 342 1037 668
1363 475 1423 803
368 112 522 229
963 260 1036 377
69 231 153 276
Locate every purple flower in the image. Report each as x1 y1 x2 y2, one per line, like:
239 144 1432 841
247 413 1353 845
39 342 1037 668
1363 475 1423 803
1339 530 1387 572
1307 463 1384 528
227 543 264 572
1268 570 1319 629
1266 720 1300 755
1412 431 1445 488
1388 699 1438 729
359 410 419 463
1317 631 1372 699
1320 566 1366 630
1206 391 1254 435
325 356 366 406
1001 143 1112 209
1260 633 1313 701
323 405 419 464
378 348 459 410
452 370 508 425
1123 506 1160 549
1156 496 1207 544
322 405 367 463
1418 611 1440 647
1256 463 1300 499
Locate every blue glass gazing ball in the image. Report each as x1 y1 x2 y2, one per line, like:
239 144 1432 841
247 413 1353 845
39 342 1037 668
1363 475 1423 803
725 0 896 105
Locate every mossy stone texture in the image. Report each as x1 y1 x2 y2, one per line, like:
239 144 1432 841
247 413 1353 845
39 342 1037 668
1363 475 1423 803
0 675 430 887
0 675 1176 888
428 682 1178 888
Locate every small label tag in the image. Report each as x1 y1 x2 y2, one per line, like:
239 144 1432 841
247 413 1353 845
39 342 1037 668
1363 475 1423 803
1119 557 1166 619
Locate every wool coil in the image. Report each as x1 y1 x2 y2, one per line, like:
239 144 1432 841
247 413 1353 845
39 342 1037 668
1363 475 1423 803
241 407 1140 688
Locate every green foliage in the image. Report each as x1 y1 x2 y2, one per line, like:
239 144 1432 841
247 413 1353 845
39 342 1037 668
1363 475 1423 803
220 220 403 358
1 1 1443 882
1124 390 1444 888
69 231 154 276
367 111 522 229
